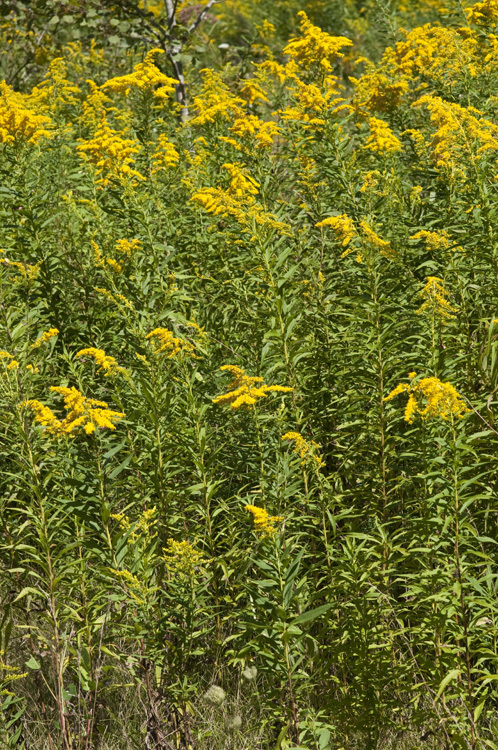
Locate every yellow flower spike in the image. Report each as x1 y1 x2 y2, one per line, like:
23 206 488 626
146 327 197 359
76 347 125 376
101 49 178 99
416 277 458 320
364 117 402 154
22 386 124 437
245 505 283 538
151 134 180 173
163 538 209 577
77 119 144 186
359 221 396 259
315 214 356 246
213 365 292 410
189 68 245 127
465 0 498 25
283 11 352 72
384 376 470 423
115 238 142 257
282 432 325 469
0 81 52 145
20 400 62 433
31 328 59 349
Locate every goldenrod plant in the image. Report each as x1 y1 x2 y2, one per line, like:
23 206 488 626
3 0 498 748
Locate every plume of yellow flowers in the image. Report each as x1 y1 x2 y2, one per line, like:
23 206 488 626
359 220 396 260
411 230 454 253
282 432 325 469
316 214 356 247
283 11 352 73
32 57 81 111
382 23 478 82
0 81 52 145
111 507 157 544
146 328 196 358
222 115 281 150
151 134 180 173
279 78 347 128
94 287 134 311
81 80 113 128
213 365 293 409
412 95 498 168
364 117 403 154
115 238 142 257
77 119 144 186
245 505 283 537
76 347 126 376
31 328 59 349
350 61 409 114
416 276 458 320
101 49 178 99
384 373 470 423
465 0 498 25
189 68 245 126
0 351 19 371
222 163 259 199
4 259 42 284
23 386 124 436
240 80 269 105
316 215 393 262
163 538 209 577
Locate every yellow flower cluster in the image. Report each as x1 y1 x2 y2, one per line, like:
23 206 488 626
283 11 352 72
31 328 59 349
0 81 51 145
5 259 42 283
383 24 478 82
245 505 283 537
146 327 196 358
102 49 178 99
33 57 81 111
282 431 325 469
111 507 157 543
190 68 245 126
111 568 147 605
76 347 125 376
81 80 112 127
212 365 292 409
359 220 396 259
416 276 458 320
223 162 259 199
0 351 19 371
115 238 142 257
190 187 289 234
316 215 393 262
163 538 208 577
411 230 453 253
413 95 498 168
316 214 356 246
350 63 409 114
77 120 144 185
94 287 134 311
23 386 124 436
93 241 121 273
240 79 269 104
151 134 180 173
384 373 470 423
279 78 346 127
224 115 280 150
465 0 498 25
364 117 403 154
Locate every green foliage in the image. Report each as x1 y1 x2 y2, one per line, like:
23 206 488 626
2 0 498 748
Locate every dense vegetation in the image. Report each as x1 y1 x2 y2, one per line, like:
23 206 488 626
3 0 498 748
